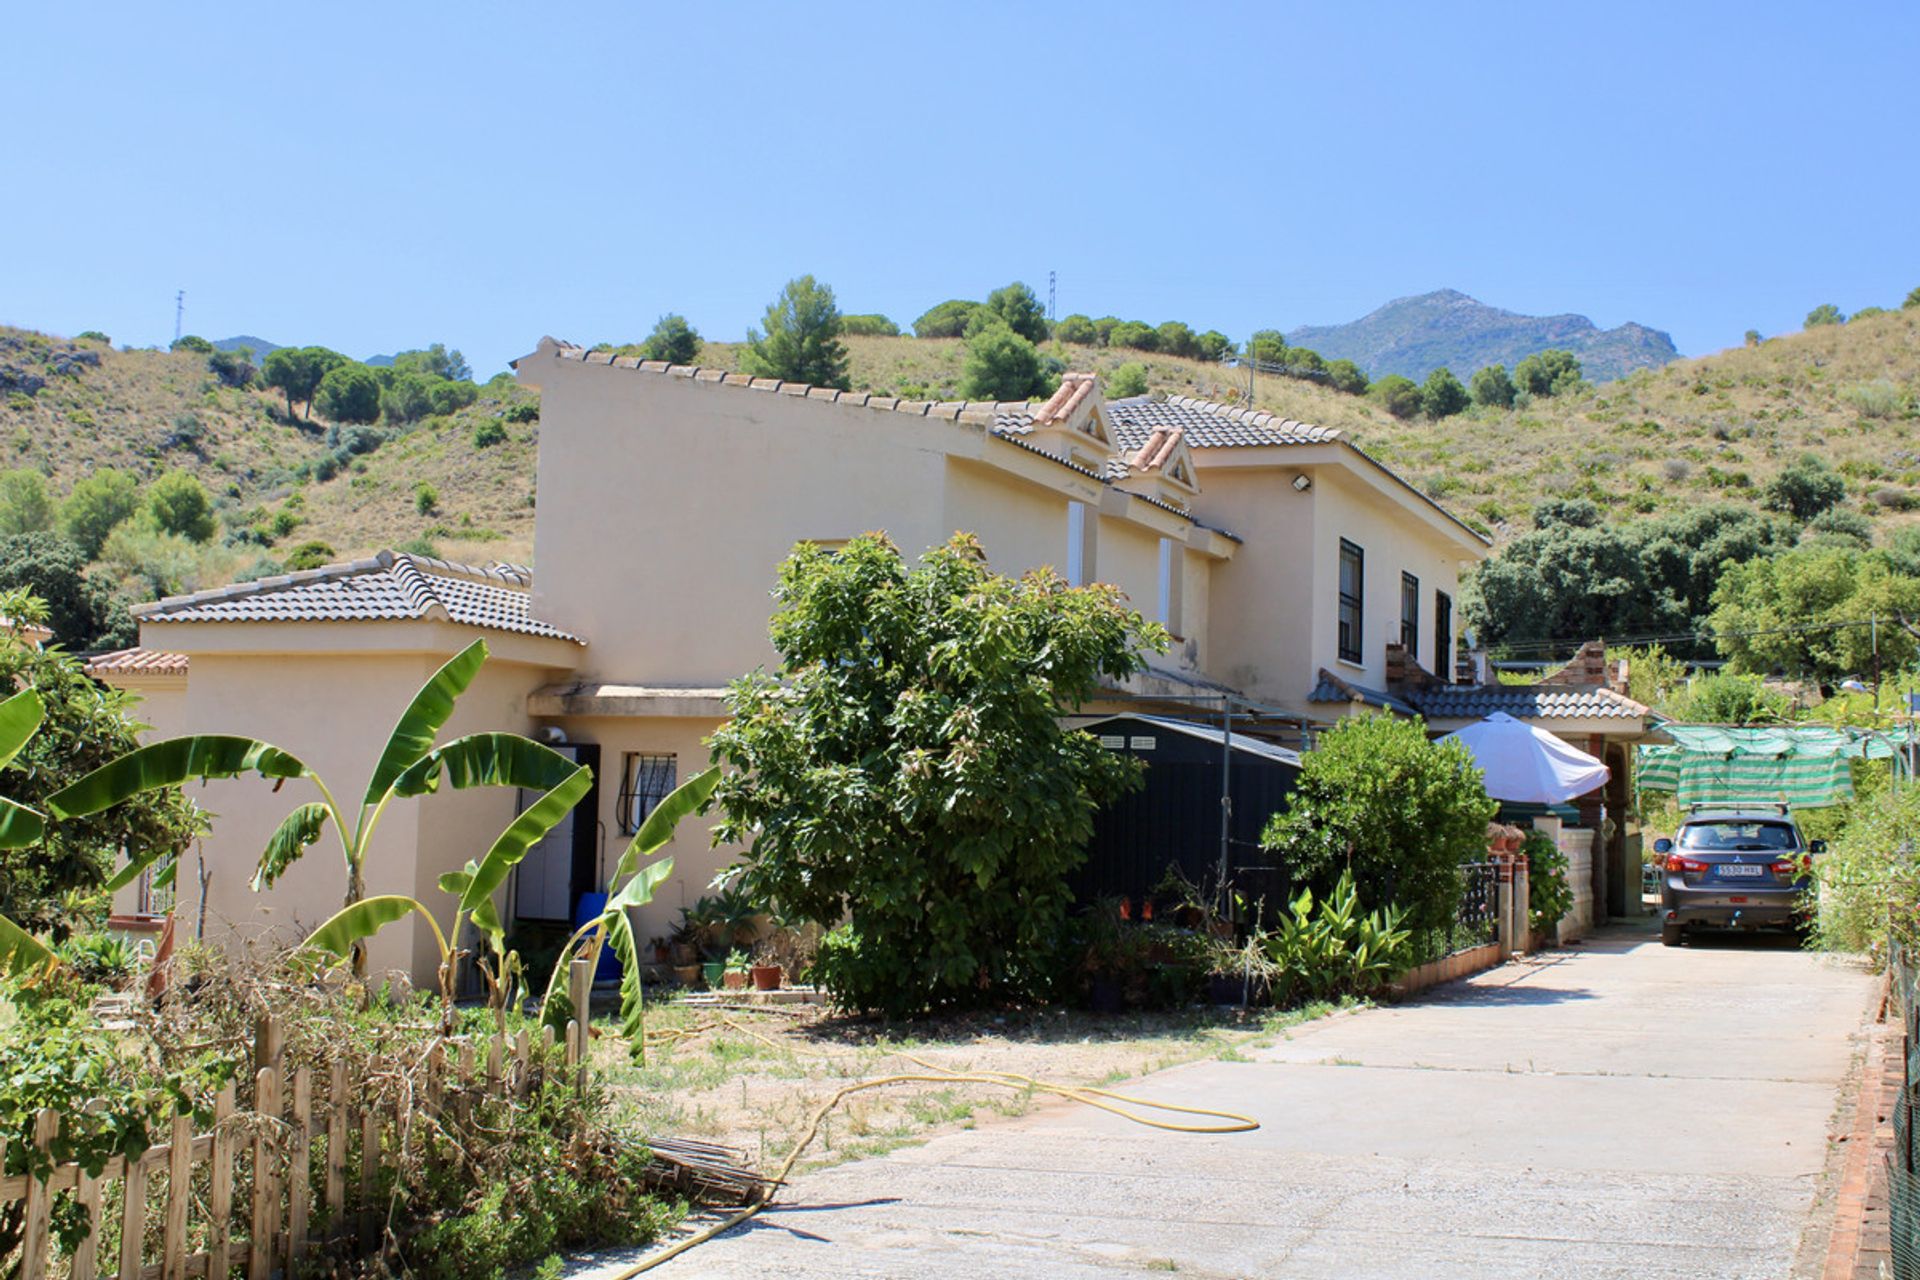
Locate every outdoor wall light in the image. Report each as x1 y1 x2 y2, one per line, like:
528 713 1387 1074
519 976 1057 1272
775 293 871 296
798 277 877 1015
1292 474 1312 492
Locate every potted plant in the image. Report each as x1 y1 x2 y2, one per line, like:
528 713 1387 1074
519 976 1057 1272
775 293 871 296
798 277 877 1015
674 962 702 987
750 938 783 991
668 913 700 966
700 958 726 989
722 948 751 991
650 935 671 965
1204 934 1278 1006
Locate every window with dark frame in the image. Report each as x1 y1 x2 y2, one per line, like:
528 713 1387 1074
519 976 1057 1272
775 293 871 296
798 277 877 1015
617 752 678 837
1337 539 1364 665
1435 590 1454 684
1400 571 1420 662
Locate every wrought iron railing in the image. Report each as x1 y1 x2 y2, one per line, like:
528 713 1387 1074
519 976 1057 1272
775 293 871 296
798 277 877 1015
1413 862 1500 965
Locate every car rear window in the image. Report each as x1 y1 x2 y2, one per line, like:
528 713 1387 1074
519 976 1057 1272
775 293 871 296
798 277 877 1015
1678 821 1798 851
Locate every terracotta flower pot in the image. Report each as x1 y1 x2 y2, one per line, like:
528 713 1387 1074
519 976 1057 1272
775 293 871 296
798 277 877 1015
672 964 701 987
750 964 783 991
722 971 749 990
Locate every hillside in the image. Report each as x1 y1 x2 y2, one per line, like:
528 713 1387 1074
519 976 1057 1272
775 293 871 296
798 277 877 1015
1286 289 1679 383
3 307 1916 627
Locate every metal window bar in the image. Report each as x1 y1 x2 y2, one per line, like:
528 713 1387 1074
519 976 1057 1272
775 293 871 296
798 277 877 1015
1414 862 1500 965
1338 540 1364 664
617 753 678 837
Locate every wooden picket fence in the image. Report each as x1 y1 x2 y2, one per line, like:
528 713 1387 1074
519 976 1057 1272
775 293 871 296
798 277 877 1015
4 958 597 1280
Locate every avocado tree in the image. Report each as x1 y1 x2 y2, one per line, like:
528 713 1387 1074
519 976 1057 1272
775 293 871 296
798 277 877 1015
49 639 582 977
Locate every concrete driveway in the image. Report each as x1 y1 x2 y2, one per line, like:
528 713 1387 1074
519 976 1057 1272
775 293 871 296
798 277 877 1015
619 923 1877 1279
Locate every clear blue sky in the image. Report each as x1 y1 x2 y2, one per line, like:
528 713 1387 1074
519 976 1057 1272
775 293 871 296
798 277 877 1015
5 1 1916 377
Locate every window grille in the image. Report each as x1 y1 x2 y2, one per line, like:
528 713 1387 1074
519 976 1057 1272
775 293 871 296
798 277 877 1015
1434 591 1454 684
1400 572 1420 661
1337 540 1364 664
618 753 678 837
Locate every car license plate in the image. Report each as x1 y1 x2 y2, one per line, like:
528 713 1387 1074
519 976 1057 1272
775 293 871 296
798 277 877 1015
1717 864 1764 878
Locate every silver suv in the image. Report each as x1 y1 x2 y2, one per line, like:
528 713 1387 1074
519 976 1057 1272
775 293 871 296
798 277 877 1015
1653 805 1824 947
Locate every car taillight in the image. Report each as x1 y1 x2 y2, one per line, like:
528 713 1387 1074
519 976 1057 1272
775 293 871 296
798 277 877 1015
1771 858 1798 876
1667 853 1708 874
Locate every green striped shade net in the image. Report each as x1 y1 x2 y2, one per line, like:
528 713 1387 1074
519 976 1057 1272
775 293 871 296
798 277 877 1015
1635 724 1914 809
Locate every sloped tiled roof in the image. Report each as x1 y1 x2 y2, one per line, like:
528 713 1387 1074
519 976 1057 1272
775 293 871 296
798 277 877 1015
1105 396 1343 452
84 647 188 677
134 551 582 643
1308 668 1648 722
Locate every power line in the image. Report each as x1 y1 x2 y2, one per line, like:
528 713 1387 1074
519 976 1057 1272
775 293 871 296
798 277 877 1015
1489 614 1900 660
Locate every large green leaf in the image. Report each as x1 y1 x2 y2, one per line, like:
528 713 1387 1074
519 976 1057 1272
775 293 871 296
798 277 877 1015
47 736 310 819
252 803 331 890
608 855 675 913
0 796 44 850
538 921 601 1037
610 765 720 886
604 907 649 1061
105 843 168 894
302 894 445 961
0 913 54 980
390 733 577 799
362 640 488 807
0 689 45 773
458 765 593 914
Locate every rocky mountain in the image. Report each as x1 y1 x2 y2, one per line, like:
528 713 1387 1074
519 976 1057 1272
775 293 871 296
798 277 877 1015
1287 289 1679 384
212 335 282 360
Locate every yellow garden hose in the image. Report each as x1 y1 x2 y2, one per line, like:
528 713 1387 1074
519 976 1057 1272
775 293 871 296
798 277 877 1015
609 1016 1260 1275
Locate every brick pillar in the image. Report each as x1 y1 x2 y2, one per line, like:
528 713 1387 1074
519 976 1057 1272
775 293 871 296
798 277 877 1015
1493 854 1515 960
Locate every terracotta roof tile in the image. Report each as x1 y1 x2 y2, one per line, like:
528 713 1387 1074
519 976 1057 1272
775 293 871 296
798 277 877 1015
133 551 581 644
84 648 188 678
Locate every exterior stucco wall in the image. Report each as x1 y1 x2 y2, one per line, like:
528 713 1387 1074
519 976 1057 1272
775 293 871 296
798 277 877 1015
1194 468 1319 708
530 365 952 685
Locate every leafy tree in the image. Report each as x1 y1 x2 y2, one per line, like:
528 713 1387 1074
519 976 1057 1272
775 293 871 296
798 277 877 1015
1195 330 1235 362
1708 545 1920 680
207 347 256 388
1108 320 1159 352
0 471 56 537
1804 303 1845 328
1469 363 1516 409
51 639 591 983
982 282 1049 344
1764 453 1847 521
708 533 1163 1016
380 372 436 424
390 343 472 383
1107 362 1150 398
1371 374 1421 419
1090 316 1121 346
1804 508 1875 549
144 469 216 543
1260 714 1495 938
639 313 702 364
1666 672 1791 724
1852 306 1888 321
262 346 347 421
1325 358 1369 395
169 335 214 354
60 468 141 559
1905 286 1920 310
1419 366 1470 418
1745 329 1763 347
1248 329 1288 362
960 322 1055 400
75 331 110 344
1279 346 1326 377
0 534 132 648
1053 314 1098 345
0 594 201 934
742 275 850 389
1154 321 1198 359
315 362 382 424
840 313 899 337
1512 348 1584 398
912 299 982 339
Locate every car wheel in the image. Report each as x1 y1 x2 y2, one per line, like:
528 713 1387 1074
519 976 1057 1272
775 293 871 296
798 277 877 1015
1661 922 1684 948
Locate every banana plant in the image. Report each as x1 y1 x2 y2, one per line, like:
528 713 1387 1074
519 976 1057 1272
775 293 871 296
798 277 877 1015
0 689 57 980
300 761 594 1030
536 764 721 1061
47 639 582 975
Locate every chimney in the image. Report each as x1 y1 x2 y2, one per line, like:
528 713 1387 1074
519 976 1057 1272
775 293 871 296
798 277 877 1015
1385 643 1409 688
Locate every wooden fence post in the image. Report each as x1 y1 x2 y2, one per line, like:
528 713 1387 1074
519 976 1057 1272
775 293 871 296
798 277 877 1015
208 1082 236 1280
20 1108 58 1280
568 954 591 1091
163 1111 193 1280
70 1163 104 1280
118 1134 149 1280
513 1029 531 1100
325 1062 347 1240
248 1064 280 1280
358 1103 379 1251
288 1066 312 1271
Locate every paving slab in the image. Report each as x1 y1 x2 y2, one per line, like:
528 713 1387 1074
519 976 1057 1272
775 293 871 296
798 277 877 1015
580 923 1875 1278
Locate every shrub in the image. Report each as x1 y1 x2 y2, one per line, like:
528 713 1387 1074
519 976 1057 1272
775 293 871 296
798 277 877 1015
1371 374 1421 419
1805 508 1874 547
1745 329 1763 346
960 321 1053 400
840 313 899 337
1841 380 1906 419
1325 358 1368 395
1906 286 1920 310
1805 302 1845 328
1265 872 1412 1003
503 399 539 424
709 533 1162 1017
75 330 110 344
414 481 439 515
1522 831 1573 933
1261 714 1496 937
284 540 337 570
0 470 55 537
1052 314 1098 345
472 418 508 448
1853 306 1888 321
1764 453 1847 521
1106 362 1150 398
207 347 256 388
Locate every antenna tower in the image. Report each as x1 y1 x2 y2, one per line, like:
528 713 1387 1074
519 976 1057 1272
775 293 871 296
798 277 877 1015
173 291 185 345
1047 271 1056 322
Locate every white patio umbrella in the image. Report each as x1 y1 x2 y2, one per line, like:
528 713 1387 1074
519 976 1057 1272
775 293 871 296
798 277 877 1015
1439 711 1610 804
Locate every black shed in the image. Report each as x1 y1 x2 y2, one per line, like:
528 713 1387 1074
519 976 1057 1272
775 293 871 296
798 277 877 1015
1069 714 1302 910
